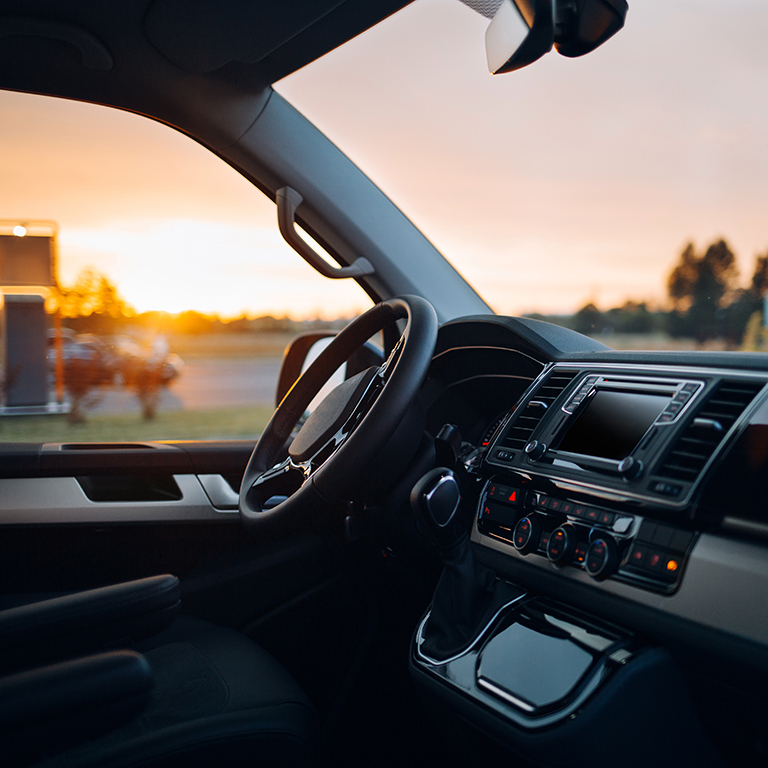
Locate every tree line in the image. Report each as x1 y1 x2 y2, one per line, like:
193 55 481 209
48 267 350 335
529 239 768 348
52 242 768 349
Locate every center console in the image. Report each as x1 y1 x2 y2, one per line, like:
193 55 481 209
478 363 765 594
410 361 768 768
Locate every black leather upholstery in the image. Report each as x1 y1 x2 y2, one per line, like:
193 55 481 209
0 575 316 768
32 616 316 768
0 575 181 673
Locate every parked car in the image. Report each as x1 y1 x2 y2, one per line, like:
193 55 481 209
47 331 118 387
105 336 183 389
0 2 766 768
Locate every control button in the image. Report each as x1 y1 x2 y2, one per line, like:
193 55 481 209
488 484 521 505
486 482 504 499
513 516 542 555
627 543 649 568
561 501 574 515
585 536 619 580
665 401 683 415
669 529 694 553
674 391 692 403
524 440 547 461
540 530 551 551
646 549 665 572
549 498 562 512
651 525 675 549
547 524 577 565
537 495 551 510
495 450 515 462
618 456 644 480
598 510 615 526
573 544 587 565
663 556 681 580
682 383 699 393
657 412 675 423
584 507 600 523
613 516 633 534
572 504 587 518
637 520 657 543
650 481 682 497
480 501 517 528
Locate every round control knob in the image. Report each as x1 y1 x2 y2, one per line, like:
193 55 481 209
585 536 619 579
547 524 577 565
513 516 541 555
618 456 643 480
524 440 547 461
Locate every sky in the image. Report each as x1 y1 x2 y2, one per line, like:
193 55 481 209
1 0 767 317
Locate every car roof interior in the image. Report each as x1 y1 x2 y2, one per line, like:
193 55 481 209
0 0 413 149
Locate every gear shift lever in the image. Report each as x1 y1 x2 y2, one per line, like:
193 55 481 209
411 468 499 661
411 468 464 550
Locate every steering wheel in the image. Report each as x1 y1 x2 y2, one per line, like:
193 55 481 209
239 295 438 532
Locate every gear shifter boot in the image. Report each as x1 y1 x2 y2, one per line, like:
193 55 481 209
419 533 495 660
411 469 523 661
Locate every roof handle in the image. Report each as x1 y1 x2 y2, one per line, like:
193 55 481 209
276 187 374 280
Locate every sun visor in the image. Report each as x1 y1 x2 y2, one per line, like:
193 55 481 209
143 0 345 74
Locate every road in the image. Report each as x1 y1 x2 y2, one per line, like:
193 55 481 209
91 357 283 414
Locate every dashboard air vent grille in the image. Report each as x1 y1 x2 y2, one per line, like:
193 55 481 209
655 380 765 482
499 370 579 451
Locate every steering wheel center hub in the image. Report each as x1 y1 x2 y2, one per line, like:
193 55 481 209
288 367 379 463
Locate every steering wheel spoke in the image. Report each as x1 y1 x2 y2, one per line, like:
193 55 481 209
245 456 306 512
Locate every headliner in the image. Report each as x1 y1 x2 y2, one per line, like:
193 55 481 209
0 0 413 146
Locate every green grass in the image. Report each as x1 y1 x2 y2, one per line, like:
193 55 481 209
0 405 275 443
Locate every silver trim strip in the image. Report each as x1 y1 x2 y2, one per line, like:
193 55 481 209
476 677 536 713
0 475 237 524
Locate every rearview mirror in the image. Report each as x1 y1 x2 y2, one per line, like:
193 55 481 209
469 0 628 74
485 0 554 74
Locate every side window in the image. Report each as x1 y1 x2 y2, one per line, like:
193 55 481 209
0 91 371 441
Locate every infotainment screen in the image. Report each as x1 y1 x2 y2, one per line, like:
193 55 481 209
556 389 673 461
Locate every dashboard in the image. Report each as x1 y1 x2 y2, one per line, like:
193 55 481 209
411 315 768 768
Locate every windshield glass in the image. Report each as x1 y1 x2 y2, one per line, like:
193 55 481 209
277 0 768 351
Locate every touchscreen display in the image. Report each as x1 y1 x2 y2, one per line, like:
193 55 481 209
557 390 672 461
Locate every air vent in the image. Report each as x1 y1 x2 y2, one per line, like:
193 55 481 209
497 370 579 451
655 379 765 483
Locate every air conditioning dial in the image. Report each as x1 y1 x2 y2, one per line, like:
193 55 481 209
512 516 542 555
585 535 619 579
547 524 577 565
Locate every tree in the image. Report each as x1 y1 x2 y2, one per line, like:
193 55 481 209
667 242 699 313
734 250 768 349
51 266 134 333
571 302 605 336
604 301 659 334
750 252 768 298
666 239 739 343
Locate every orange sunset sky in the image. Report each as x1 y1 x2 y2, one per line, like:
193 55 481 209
1 0 767 319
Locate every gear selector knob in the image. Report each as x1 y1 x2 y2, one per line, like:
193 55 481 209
411 468 462 549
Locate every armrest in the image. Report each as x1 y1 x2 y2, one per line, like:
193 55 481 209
0 651 154 765
0 574 180 672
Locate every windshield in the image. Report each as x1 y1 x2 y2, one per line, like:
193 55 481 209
277 0 768 351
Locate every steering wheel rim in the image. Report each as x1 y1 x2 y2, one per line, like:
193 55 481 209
239 295 438 532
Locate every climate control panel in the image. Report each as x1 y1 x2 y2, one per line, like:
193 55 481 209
477 478 695 594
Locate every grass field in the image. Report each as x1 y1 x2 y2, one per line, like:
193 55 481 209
0 405 274 443
166 332 297 360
